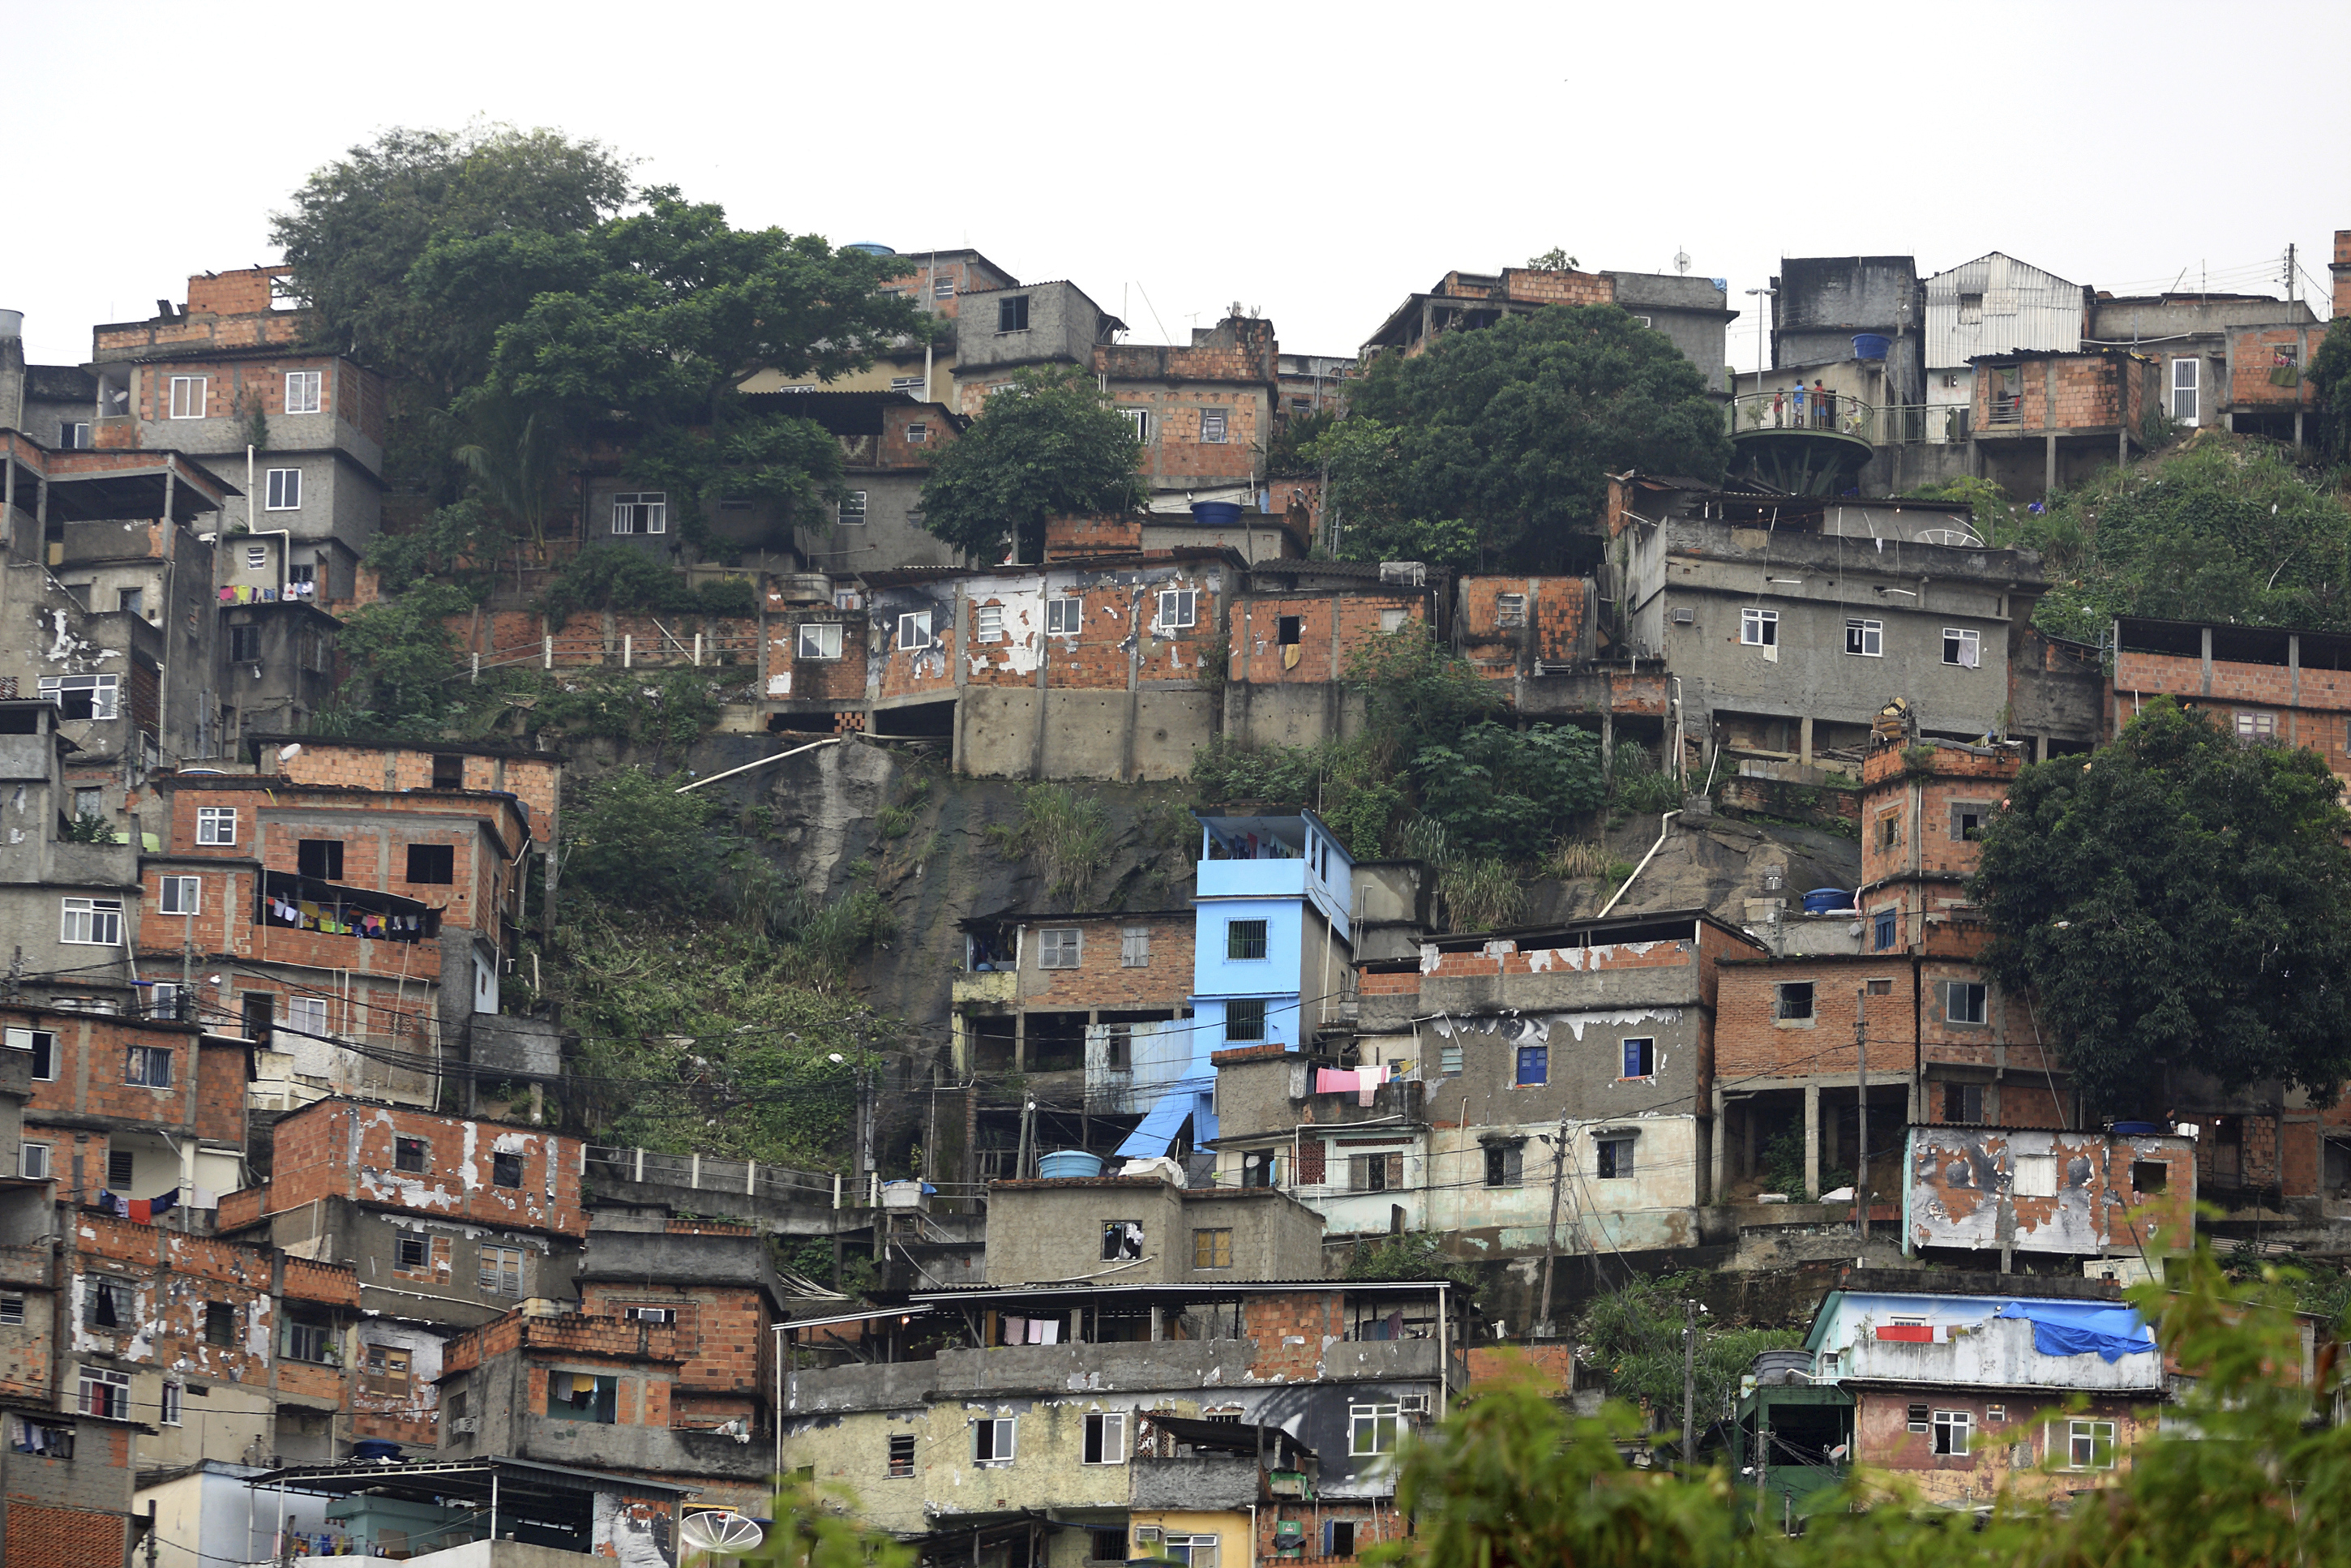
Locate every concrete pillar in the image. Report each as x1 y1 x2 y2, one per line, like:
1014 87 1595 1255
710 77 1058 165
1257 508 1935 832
1709 1087 1727 1202
1803 1084 1821 1200
2296 410 2306 448
1599 709 1614 780
1013 1012 1026 1074
1798 715 1814 768
2043 434 2057 499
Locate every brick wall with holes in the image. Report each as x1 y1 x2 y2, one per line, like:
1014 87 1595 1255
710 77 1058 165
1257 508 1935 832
66 1213 317 1392
2231 326 2323 409
263 1099 585 1238
1714 961 1917 1080
1859 745 2021 889
93 267 302 355
1229 593 1424 686
5 1502 132 1568
1045 515 1145 558
1455 577 1590 677
1004 915 1197 1009
1241 1292 1344 1381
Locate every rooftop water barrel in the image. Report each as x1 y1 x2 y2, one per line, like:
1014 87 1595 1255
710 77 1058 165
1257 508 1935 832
1852 333 1891 360
0 310 22 340
2111 1120 2167 1137
1038 1150 1104 1180
1802 888 1851 915
1190 501 1244 528
844 242 897 257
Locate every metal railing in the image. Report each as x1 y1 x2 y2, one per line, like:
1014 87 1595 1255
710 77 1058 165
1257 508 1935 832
580 1143 850 1206
1728 392 1973 446
467 629 765 679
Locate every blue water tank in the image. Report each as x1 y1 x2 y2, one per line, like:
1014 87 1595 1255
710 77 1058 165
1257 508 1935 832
1852 333 1891 360
1190 501 1244 528
1802 888 1851 915
2112 1120 2167 1137
844 242 897 257
1038 1150 1104 1180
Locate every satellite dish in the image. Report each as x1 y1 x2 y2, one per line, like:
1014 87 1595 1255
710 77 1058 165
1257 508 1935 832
1674 249 1692 276
679 1510 765 1555
277 743 302 761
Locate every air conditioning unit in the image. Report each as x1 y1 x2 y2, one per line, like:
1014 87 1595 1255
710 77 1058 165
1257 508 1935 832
1399 1394 1431 1417
1672 608 1695 625
1135 1527 1163 1548
448 1416 478 1436
1377 561 1428 587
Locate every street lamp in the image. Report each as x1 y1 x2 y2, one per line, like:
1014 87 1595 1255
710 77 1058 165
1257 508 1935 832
1744 288 1775 409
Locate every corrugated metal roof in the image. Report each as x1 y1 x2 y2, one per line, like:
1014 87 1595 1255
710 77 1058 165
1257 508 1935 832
1925 252 2085 369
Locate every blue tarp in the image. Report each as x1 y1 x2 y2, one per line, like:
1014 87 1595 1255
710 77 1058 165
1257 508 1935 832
1115 1081 1217 1159
1993 1300 2156 1362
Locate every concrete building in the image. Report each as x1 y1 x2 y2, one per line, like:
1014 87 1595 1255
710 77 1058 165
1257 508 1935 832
221 1097 586 1332
1903 1125 2195 1265
952 281 1125 416
1360 264 1736 392
1787 1271 2161 1508
90 268 385 602
1605 476 2103 773
1347 910 1764 1253
1769 257 1924 409
1099 314 1280 509
238 1454 694 1562
2086 287 2324 443
777 1277 1463 1568
1921 253 2088 439
981 1171 1325 1285
1223 559 1439 753
0 699 145 1017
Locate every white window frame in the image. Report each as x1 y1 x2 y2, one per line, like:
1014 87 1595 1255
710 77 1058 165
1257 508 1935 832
1038 928 1081 970
265 468 301 511
2066 1418 2117 1469
160 1381 183 1426
1942 627 1981 668
611 492 667 535
245 545 269 572
284 371 323 415
2171 357 2200 425
6 1027 58 1082
1494 593 1527 628
796 623 844 661
1047 598 1084 636
623 1305 678 1324
972 1416 1017 1467
125 1044 172 1087
1123 408 1152 443
887 1433 918 1477
197 807 238 846
168 376 207 420
1932 1408 1973 1456
1081 1411 1127 1465
1199 409 1230 443
62 898 124 946
1165 1537 1218 1568
79 1366 131 1419
1947 980 1989 1026
59 421 92 449
897 610 933 651
1349 1402 1401 1457
158 876 200 916
39 674 119 720
1740 607 1778 647
1845 617 1883 657
974 604 1004 644
287 994 329 1043
1120 927 1150 967
1595 1135 1636 1179
18 1142 50 1180
839 491 868 526
1155 589 1197 632
889 376 925 397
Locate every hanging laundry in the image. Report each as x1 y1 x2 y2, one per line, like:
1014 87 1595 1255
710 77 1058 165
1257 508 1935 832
148 1189 179 1217
1003 1315 1027 1345
1314 1068 1356 1096
127 1198 151 1224
1359 1064 1387 1107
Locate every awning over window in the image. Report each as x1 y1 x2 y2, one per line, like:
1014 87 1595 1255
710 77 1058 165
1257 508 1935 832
256 869 439 943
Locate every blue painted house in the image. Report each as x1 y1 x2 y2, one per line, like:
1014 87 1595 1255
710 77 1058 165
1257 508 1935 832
1119 810 1355 1158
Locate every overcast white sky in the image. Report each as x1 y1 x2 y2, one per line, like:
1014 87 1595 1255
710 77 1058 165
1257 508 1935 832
14 1 2348 372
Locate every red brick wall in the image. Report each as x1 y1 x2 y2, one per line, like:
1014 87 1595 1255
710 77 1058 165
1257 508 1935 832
1012 915 1195 1009
576 1283 770 1410
265 1100 585 1238
1046 516 1145 558
1242 1292 1344 1379
1859 745 2020 889
1715 962 1916 1080
1501 268 1612 306
1456 577 1588 678
1230 592 1424 686
4 1503 130 1568
9 1007 224 1152
2230 326 2323 409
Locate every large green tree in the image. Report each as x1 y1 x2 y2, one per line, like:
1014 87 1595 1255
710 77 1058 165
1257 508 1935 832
1328 305 1729 571
2310 315 2351 461
1972 700 2351 1115
917 366 1146 563
273 125 632 492
456 188 928 552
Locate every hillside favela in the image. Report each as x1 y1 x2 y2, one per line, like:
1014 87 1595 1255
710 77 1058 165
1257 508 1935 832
6 117 2351 1568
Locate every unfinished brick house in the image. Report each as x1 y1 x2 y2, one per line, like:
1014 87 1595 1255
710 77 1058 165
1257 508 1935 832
1360 263 1736 392
764 551 1232 779
1970 346 2158 500
135 741 556 1109
1098 312 1279 508
1223 559 1439 752
11 998 249 1211
745 246 1020 399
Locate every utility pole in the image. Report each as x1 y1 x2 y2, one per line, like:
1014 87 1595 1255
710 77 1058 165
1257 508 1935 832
2286 242 2298 304
1856 987 1869 1247
1682 1296 1698 1469
1535 1112 1569 1336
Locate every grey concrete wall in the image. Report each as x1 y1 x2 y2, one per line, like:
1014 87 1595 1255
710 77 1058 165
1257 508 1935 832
1176 1190 1325 1279
984 1180 1190 1284
955 284 1110 375
1775 257 1923 405
1608 272 1735 390
1130 1454 1259 1509
796 472 955 573
955 688 1214 782
272 1197 584 1327
787 1335 1441 1412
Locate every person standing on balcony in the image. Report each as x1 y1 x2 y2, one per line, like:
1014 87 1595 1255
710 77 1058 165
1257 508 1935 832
1814 380 1834 430
1771 388 1786 427
1792 382 1807 426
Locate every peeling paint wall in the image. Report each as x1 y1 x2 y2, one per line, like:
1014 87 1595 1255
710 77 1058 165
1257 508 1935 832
1904 1127 2195 1257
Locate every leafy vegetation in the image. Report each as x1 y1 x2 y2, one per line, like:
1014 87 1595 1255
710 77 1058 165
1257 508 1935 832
917 366 1147 563
1323 305 1729 572
1573 1270 1801 1429
535 543 759 623
1973 700 2351 1116
2313 315 2351 461
1343 1231 1477 1290
62 812 123 845
987 784 1116 906
2013 437 2351 641
1379 1243 2349 1568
